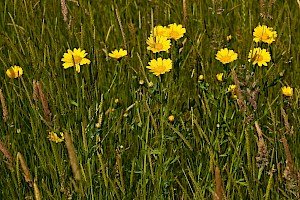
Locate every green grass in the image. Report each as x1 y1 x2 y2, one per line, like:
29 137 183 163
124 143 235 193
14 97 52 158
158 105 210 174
0 0 300 199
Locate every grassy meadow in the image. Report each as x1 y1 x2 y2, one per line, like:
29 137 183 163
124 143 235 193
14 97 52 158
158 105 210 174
1 0 300 199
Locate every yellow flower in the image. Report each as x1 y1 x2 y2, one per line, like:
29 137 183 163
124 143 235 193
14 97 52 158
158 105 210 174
147 35 171 53
248 48 271 67
109 49 127 61
166 23 186 40
168 115 175 122
139 80 144 85
226 35 232 42
152 25 169 37
198 75 204 81
148 81 154 87
227 85 236 92
215 48 238 64
48 132 64 143
146 58 172 76
281 86 293 97
253 25 277 44
61 48 91 73
216 73 223 82
114 98 120 103
6 66 23 78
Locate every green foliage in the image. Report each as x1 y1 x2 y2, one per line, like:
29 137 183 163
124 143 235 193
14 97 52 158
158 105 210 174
0 0 299 199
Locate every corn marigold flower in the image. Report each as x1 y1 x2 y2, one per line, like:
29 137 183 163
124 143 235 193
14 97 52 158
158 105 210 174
152 25 169 37
109 49 127 60
166 23 186 40
148 81 154 87
147 35 171 53
281 86 293 97
216 73 223 82
61 48 91 73
198 75 204 81
146 58 172 76
114 98 120 103
6 66 23 79
168 115 175 122
215 48 238 64
48 131 64 143
226 35 232 42
253 25 277 44
227 85 236 92
248 48 271 67
139 80 144 85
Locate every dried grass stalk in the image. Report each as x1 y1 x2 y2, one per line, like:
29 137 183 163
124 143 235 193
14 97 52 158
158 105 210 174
115 8 127 48
17 152 32 185
33 80 39 103
33 177 41 200
213 166 225 200
37 81 51 121
254 121 269 167
231 69 246 112
282 135 294 174
281 106 291 134
60 0 68 23
65 132 81 181
183 0 187 27
0 139 14 170
115 148 125 193
69 177 79 193
0 89 8 122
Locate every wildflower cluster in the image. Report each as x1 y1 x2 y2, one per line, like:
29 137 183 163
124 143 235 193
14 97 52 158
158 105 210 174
253 25 277 44
214 24 292 97
146 23 186 76
227 85 237 99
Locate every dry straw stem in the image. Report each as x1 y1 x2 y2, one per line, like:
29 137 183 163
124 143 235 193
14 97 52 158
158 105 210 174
231 69 246 112
115 7 127 48
255 121 269 167
64 132 82 181
282 135 295 174
60 0 68 23
0 139 14 170
17 152 32 185
183 0 187 27
213 166 225 200
33 80 39 103
97 151 108 188
281 106 291 134
33 177 41 200
115 149 125 193
37 81 51 121
69 177 80 193
0 88 8 122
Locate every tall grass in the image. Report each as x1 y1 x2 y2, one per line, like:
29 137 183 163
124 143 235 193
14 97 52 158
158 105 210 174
0 0 299 199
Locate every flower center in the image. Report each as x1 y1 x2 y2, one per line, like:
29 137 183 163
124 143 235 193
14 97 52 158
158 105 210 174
169 31 179 38
261 33 270 41
154 43 163 50
222 55 231 63
255 54 264 62
72 55 82 64
156 65 166 73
